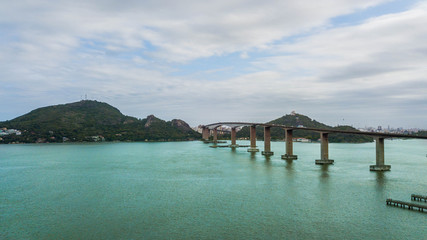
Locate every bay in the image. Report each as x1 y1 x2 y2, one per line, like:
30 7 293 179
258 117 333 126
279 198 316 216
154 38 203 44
1 140 426 239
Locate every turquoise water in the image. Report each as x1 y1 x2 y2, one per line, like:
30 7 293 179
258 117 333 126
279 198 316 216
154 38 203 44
1 140 426 239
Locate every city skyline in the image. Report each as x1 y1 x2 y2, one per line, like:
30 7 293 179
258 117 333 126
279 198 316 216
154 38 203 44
1 0 426 128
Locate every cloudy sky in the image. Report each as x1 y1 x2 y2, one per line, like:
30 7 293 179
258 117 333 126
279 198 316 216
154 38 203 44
1 0 426 128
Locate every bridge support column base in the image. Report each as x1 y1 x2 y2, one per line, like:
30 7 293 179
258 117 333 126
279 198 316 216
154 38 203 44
315 159 334 165
370 165 391 171
262 151 274 156
281 154 298 161
247 148 259 152
229 144 240 148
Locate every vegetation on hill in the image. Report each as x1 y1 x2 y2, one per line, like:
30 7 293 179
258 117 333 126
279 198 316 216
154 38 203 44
0 102 380 144
236 113 373 143
0 100 200 143
415 131 427 137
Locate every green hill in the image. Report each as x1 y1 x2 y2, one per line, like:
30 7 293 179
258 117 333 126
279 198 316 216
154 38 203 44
0 100 200 143
236 113 373 143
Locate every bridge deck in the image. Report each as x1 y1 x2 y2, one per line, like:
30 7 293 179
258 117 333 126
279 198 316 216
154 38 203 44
204 122 427 139
210 145 250 148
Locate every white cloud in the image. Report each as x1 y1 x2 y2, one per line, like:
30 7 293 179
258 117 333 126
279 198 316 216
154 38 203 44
0 0 389 61
1 0 426 128
246 2 427 127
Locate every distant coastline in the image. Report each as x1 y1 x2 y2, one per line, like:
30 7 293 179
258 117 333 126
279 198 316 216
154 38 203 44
2 100 425 144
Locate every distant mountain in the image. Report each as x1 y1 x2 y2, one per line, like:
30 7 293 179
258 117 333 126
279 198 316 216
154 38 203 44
0 100 200 143
236 113 373 143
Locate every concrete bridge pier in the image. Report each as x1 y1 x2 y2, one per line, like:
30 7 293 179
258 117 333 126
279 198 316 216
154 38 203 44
370 137 391 171
229 127 239 148
262 126 274 156
213 128 218 143
202 127 210 141
281 129 297 160
315 132 334 165
247 125 259 152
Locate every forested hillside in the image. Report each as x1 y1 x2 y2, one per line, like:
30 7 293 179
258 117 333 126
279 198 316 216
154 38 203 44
236 113 373 143
0 100 200 143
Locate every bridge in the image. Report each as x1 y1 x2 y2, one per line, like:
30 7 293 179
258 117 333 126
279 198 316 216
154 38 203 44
201 122 427 171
